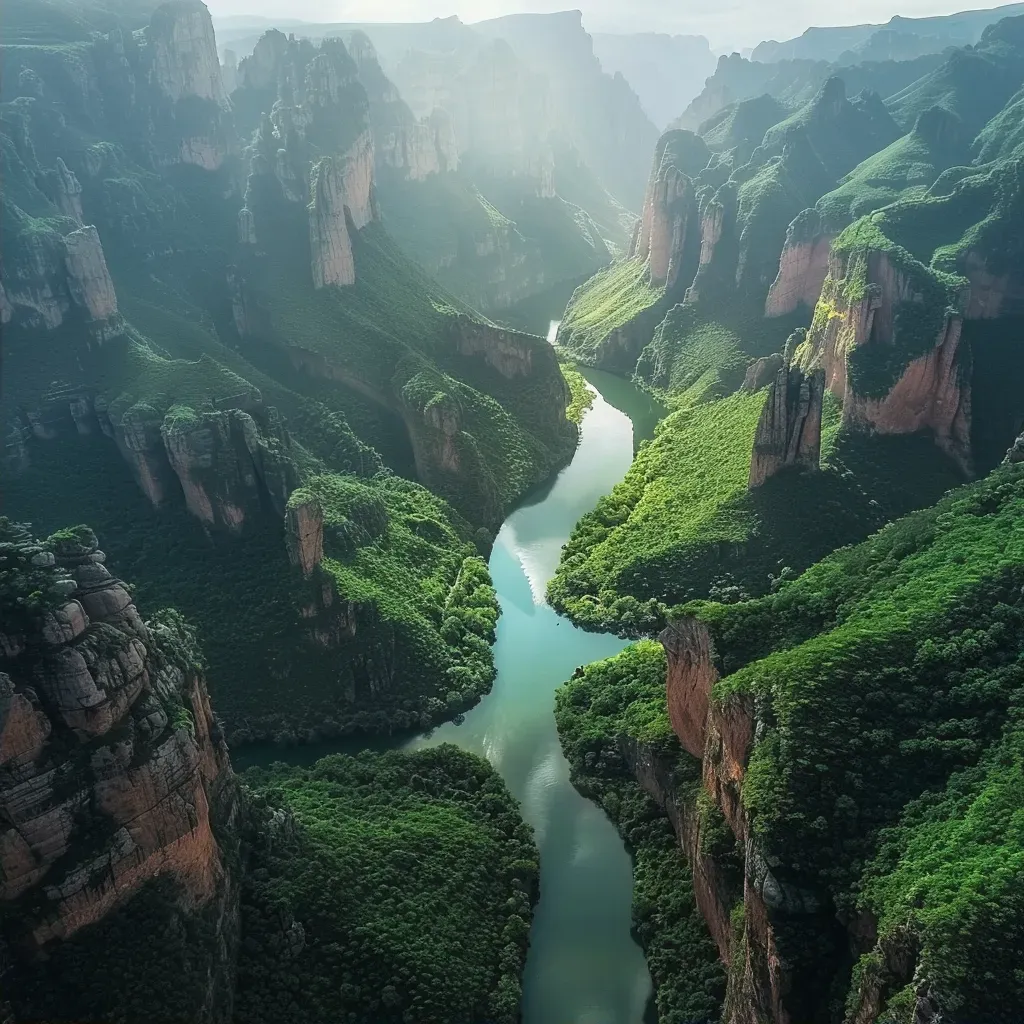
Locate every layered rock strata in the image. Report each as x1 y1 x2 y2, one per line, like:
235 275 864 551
748 360 825 488
0 523 240 1003
802 246 971 470
765 212 834 317
658 618 829 1024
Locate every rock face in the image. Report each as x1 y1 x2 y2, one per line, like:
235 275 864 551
686 199 729 304
160 407 300 531
2 221 121 336
147 1 230 108
50 159 84 224
802 245 971 470
657 617 826 1024
632 131 705 292
0 522 241 1019
308 156 356 288
8 389 299 533
306 130 379 290
765 212 834 317
63 226 118 324
748 360 825 488
285 494 324 577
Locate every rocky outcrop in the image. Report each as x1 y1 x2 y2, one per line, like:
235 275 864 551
48 159 84 224
160 407 300 531
8 388 299 533
63 226 118 324
285 494 324 577
337 130 377 231
802 245 971 470
634 166 697 291
685 199 730 304
2 221 121 337
146 1 230 108
308 156 356 288
658 616 833 1024
144 2 235 170
742 353 784 392
632 132 705 292
306 130 379 289
661 619 717 760
748 359 825 488
765 211 834 317
0 523 240 984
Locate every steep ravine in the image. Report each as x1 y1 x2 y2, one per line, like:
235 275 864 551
242 369 667 1024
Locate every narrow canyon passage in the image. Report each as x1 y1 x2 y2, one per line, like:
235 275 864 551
407 370 664 1024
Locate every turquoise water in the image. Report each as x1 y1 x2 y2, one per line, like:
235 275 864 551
239 366 666 1024
407 371 664 1024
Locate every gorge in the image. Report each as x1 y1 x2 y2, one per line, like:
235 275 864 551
4 0 1024 1021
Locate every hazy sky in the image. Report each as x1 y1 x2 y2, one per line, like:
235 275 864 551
206 0 1006 49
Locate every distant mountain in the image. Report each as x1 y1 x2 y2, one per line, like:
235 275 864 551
673 51 945 133
752 2 1024 63
591 32 718 129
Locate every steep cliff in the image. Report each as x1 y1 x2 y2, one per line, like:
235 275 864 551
632 131 705 291
1 520 242 1022
308 156 356 288
648 461 1024 1023
747 351 825 488
765 210 834 317
145 0 235 169
800 222 971 468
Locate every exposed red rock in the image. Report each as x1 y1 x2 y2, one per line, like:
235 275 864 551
802 246 971 471
748 362 824 488
765 232 834 317
0 525 239 956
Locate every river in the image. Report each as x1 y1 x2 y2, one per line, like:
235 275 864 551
239 360 666 1023
408 367 664 1024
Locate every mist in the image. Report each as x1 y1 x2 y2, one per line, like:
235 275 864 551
205 0 1008 49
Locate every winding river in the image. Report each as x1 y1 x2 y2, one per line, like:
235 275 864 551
240 346 666 1022
408 366 664 1024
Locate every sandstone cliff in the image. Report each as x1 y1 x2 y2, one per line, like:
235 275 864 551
309 156 356 288
801 241 971 470
765 210 834 317
0 521 241 1020
145 1 235 170
657 618 831 1024
631 131 706 293
1 218 121 338
147 1 231 108
8 387 299 535
748 356 825 488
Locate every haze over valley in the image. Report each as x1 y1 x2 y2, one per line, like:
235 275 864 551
2 0 1024 1022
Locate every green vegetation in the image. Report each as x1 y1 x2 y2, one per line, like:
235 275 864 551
6 438 498 743
816 107 969 231
858 720 1024 1020
555 643 726 1024
679 463 1024 1013
557 258 666 365
549 373 963 636
238 746 538 1024
760 78 900 180
822 214 967 399
887 16 1024 138
561 363 597 424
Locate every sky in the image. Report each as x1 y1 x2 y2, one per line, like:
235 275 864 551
205 0 1010 49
